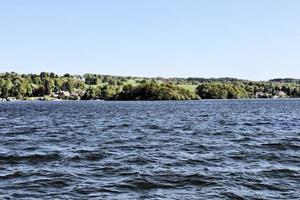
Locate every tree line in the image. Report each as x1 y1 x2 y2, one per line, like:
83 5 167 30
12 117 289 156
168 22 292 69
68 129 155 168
1 72 300 100
82 82 199 100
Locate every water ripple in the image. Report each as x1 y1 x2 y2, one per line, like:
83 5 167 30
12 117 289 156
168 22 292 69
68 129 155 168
0 100 299 199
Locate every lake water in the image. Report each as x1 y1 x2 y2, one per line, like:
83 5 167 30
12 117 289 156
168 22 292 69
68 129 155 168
0 100 299 199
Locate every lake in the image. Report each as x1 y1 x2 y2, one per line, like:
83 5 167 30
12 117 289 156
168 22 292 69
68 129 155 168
0 100 299 199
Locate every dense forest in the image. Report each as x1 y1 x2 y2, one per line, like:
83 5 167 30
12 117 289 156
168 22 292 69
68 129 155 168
1 72 300 101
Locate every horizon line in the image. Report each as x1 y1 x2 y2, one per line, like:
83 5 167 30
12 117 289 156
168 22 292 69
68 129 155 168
1 71 300 82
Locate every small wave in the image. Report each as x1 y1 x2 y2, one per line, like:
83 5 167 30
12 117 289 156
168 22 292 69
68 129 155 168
143 124 162 130
0 171 25 179
260 142 300 151
221 191 246 200
41 179 70 188
244 182 288 192
73 186 122 195
260 168 299 179
70 152 106 161
119 173 218 191
119 177 173 190
0 153 61 164
124 156 152 165
231 137 252 142
101 124 130 131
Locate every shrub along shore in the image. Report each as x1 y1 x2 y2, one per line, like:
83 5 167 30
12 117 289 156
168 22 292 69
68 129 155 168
1 72 300 101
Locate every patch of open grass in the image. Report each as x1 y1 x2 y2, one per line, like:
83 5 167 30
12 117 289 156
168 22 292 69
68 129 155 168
177 84 198 92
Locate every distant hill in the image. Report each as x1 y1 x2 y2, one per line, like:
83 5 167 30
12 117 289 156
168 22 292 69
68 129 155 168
269 78 300 84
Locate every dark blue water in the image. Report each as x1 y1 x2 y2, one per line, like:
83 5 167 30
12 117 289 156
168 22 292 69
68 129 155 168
0 100 299 199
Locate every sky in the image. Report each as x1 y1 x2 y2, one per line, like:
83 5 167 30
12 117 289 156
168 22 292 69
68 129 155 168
0 0 299 80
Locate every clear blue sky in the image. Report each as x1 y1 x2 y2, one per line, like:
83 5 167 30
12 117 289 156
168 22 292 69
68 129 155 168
0 0 299 80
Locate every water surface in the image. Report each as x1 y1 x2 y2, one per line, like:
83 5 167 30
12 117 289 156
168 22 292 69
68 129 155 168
0 100 299 199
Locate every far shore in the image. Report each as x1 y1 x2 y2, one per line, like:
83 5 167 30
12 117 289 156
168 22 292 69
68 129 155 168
1 72 300 101
1 97 296 102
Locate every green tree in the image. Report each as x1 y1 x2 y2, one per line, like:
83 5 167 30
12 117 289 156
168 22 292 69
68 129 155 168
44 78 55 95
66 79 75 93
2 79 13 98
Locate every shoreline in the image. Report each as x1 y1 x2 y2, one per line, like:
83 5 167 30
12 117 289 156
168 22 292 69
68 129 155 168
1 97 297 102
1 72 299 101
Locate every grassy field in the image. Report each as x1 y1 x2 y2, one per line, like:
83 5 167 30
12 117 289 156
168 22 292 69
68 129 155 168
87 80 198 93
177 84 198 92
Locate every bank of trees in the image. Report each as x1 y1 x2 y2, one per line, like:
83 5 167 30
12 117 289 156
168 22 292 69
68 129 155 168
196 83 249 99
118 82 200 100
82 82 199 100
196 81 300 99
1 72 300 100
0 72 84 99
